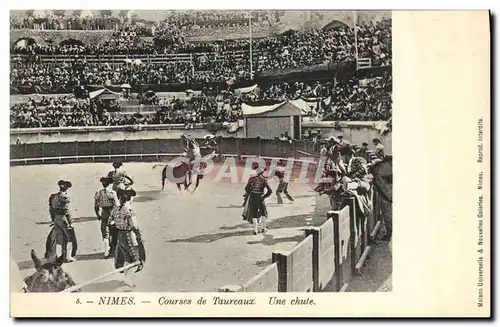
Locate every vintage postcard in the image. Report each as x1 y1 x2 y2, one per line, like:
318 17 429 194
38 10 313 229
8 9 490 318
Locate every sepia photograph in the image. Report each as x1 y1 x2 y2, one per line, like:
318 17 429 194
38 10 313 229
9 9 393 294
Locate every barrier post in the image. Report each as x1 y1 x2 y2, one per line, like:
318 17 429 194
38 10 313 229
272 250 290 292
373 187 379 222
75 140 79 163
369 188 382 241
155 138 159 161
258 138 262 157
305 228 320 292
331 210 343 292
218 137 223 162
40 142 45 164
23 142 28 164
354 193 373 275
124 139 128 162
347 197 357 276
108 140 112 161
91 140 95 162
236 138 241 163
57 141 62 164
140 138 144 160
292 140 297 159
361 201 368 253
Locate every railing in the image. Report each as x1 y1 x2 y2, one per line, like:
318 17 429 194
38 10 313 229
219 192 384 292
10 50 250 66
356 58 372 70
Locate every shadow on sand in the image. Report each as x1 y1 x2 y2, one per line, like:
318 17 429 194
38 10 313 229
35 216 96 225
133 190 167 203
246 233 305 246
255 259 273 268
216 204 245 209
80 280 125 292
75 252 108 261
168 213 323 244
17 252 107 271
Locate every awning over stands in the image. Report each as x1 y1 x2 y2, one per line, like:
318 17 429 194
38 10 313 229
289 99 316 115
242 101 287 116
242 100 313 117
242 99 321 117
89 88 122 100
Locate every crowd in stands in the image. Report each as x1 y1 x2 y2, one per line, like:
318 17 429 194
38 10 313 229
10 89 247 128
260 81 333 101
326 72 392 121
10 57 254 88
10 10 274 32
151 93 244 126
10 97 93 128
260 72 392 121
11 18 391 88
10 71 391 129
11 17 392 72
10 12 392 128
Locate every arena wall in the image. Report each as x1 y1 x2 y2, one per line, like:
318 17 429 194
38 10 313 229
9 137 319 165
10 29 115 46
11 121 392 155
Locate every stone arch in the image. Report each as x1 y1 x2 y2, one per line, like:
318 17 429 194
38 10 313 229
11 37 37 49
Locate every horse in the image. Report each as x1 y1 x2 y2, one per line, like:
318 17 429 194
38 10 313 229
370 156 393 203
154 135 210 192
22 249 78 292
154 160 192 192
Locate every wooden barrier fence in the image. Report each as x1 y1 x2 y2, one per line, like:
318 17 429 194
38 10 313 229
10 137 319 166
219 193 384 293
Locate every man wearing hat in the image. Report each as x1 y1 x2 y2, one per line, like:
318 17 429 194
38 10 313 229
337 134 351 148
318 147 347 210
94 177 119 258
319 141 328 160
325 136 339 158
343 145 358 174
356 142 371 162
313 129 323 152
241 162 259 208
371 138 385 164
275 160 294 204
203 134 219 160
46 180 76 262
242 167 273 235
337 134 352 164
108 160 134 193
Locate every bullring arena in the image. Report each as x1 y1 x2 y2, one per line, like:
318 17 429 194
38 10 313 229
11 160 326 292
10 9 393 293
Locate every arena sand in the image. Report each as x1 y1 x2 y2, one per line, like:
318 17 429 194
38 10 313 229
11 162 328 292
